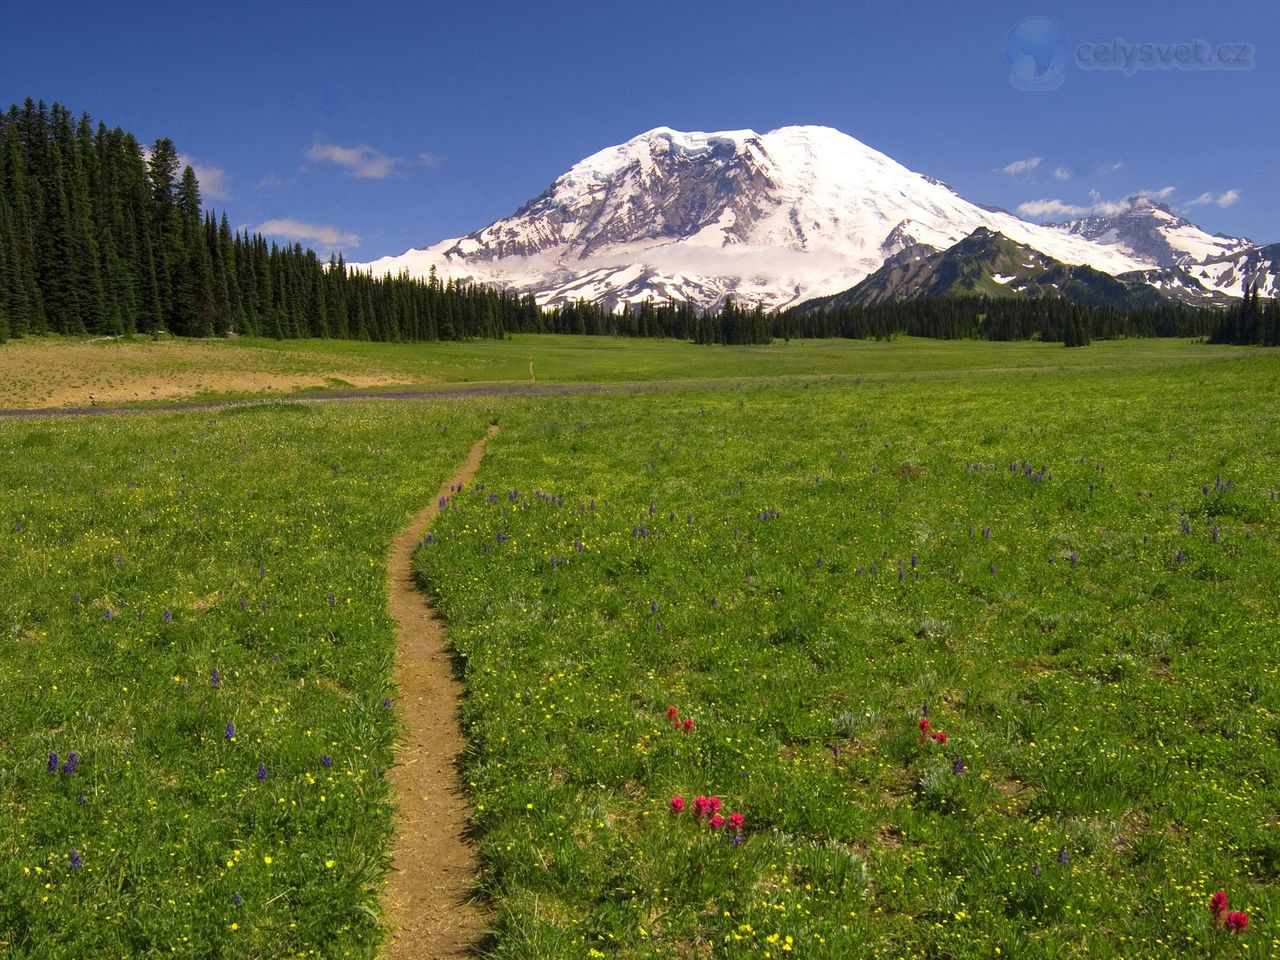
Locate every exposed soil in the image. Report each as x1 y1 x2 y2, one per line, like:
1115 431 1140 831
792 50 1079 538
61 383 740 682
383 425 498 959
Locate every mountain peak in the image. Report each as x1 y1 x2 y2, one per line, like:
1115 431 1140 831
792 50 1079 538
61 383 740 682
356 124 1161 310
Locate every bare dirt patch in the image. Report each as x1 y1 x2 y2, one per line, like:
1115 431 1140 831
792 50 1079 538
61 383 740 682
382 425 498 959
0 339 417 408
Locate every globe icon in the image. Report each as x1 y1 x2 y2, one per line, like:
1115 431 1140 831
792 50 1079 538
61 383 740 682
1007 17 1069 91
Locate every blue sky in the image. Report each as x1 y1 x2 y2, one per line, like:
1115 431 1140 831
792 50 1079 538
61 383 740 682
4 1 1274 259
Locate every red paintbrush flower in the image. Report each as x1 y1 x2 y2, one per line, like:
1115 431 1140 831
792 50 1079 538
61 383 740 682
1210 891 1229 918
1226 912 1249 933
670 796 685 815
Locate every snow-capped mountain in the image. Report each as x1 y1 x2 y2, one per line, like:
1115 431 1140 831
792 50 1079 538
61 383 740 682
1053 197 1253 268
354 125 1154 311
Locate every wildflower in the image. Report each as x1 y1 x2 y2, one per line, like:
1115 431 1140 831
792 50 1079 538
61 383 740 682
931 731 949 744
670 796 685 815
1056 847 1069 864
211 668 222 689
666 705 679 721
710 814 725 829
62 752 79 775
692 795 710 818
163 608 172 624
327 592 336 609
731 833 744 846
257 762 268 782
922 702 930 718
225 722 236 741
47 752 60 773
918 718 931 733
707 796 722 815
651 600 659 614
952 757 965 775
1030 863 1041 878
1226 912 1249 933
682 717 695 733
728 812 744 832
322 754 333 769
76 794 86 805
68 850 83 870
383 697 393 709
232 892 243 907
1210 891 1229 920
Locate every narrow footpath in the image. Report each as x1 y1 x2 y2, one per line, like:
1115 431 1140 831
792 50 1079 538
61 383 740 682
382 424 498 959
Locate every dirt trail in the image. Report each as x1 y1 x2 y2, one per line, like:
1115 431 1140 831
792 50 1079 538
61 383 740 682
383 424 498 959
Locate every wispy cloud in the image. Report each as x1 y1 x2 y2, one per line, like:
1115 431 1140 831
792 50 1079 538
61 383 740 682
187 159 231 200
1185 188 1240 210
1001 156 1042 176
305 140 445 179
306 141 396 179
1017 187 1178 221
1053 165 1073 181
253 218 361 249
140 146 231 200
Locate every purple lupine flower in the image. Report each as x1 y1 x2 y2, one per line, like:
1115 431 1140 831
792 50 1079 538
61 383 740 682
1069 552 1079 568
256 762 268 782
922 702 930 718
76 794 86 805
163 608 172 623
225 722 236 740
72 592 81 605
105 609 113 621
574 539 584 552
1211 526 1221 543
989 565 998 576
322 755 333 769
232 892 243 907
650 601 659 614
1030 863 1041 878
382 698 393 709
982 527 992 539
47 752 60 773
327 592 336 609
211 668 222 689
68 850 83 870
730 833 744 846
258 565 266 580
952 757 965 775
1056 847 1070 864
62 752 79 775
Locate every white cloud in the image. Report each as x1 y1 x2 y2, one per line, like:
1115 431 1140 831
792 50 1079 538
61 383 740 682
306 141 396 179
1184 188 1241 211
186 158 231 200
1054 166 1073 181
1016 198 1090 219
1001 156 1042 176
1018 187 1178 221
254 218 361 249
140 147 231 200
305 141 446 179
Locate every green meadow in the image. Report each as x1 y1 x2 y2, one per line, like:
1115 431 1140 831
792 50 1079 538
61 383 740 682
1 337 1279 958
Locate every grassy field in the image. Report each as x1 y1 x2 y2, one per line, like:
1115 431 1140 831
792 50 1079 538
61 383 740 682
0 333 1259 409
416 352 1280 958
0 399 499 957
1 337 1278 958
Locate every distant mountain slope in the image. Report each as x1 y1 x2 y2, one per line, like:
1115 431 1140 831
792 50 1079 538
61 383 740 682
354 125 1152 311
1053 197 1253 267
799 228 1172 310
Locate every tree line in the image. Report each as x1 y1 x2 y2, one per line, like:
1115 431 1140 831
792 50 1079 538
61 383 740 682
1209 283 1280 345
0 100 537 343
0 100 1270 349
